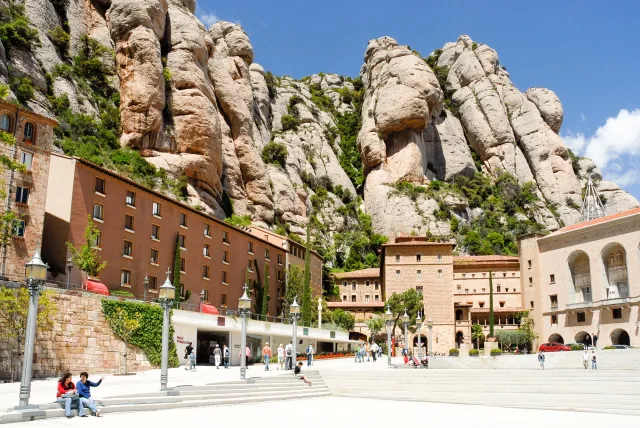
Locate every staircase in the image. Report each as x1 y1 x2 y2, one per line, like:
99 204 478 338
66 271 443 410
0 371 329 424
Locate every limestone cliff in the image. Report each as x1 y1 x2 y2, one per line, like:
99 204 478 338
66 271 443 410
2 1 638 259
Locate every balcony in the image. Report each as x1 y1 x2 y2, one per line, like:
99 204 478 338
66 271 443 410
573 273 591 287
566 295 640 311
607 266 628 282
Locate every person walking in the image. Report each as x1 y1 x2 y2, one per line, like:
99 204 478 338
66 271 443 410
262 342 272 371
538 350 545 370
76 372 103 417
354 344 360 363
213 344 222 369
371 342 379 362
285 341 293 370
223 344 230 368
360 344 366 362
306 343 314 367
188 349 197 371
583 350 589 370
184 342 193 370
277 344 285 370
591 350 597 369
365 342 371 362
57 372 86 418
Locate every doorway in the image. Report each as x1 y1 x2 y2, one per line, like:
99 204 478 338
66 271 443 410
196 331 230 365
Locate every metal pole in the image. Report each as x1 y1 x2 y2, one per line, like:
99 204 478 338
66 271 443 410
428 325 433 357
18 281 39 407
143 286 147 304
240 312 247 380
292 317 298 368
417 325 421 359
66 266 71 290
386 323 391 367
403 323 408 356
160 299 171 390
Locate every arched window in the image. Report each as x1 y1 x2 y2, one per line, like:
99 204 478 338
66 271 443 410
0 114 11 132
23 122 35 143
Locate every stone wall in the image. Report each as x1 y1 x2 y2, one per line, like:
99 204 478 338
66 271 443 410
0 288 153 380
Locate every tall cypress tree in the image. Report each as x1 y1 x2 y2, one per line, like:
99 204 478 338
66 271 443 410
489 269 494 338
262 264 270 316
301 221 312 324
171 234 190 307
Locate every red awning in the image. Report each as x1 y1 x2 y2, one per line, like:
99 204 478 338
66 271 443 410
83 279 110 296
200 304 220 315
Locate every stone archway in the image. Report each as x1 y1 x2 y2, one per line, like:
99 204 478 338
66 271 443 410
456 331 464 348
611 328 631 346
568 250 592 302
574 331 592 346
413 334 428 355
601 243 629 298
548 333 564 344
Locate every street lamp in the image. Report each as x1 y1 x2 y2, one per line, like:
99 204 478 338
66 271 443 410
384 304 393 367
17 250 48 408
65 257 73 290
159 270 175 390
416 311 423 359
290 297 301 368
427 317 433 357
238 284 251 380
401 309 410 356
142 274 149 303
200 289 206 312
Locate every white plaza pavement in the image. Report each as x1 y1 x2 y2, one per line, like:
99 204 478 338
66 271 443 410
5 397 639 427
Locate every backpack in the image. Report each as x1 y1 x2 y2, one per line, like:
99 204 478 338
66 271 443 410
224 348 230 358
286 347 292 357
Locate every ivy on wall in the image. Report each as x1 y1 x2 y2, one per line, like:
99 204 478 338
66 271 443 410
101 300 179 368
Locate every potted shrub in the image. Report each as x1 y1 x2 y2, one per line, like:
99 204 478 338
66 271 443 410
449 348 459 357
490 348 502 357
469 349 480 357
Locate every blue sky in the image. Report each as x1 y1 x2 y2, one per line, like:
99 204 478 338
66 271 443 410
197 0 640 200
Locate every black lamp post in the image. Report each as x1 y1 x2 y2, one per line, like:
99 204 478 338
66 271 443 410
65 258 73 290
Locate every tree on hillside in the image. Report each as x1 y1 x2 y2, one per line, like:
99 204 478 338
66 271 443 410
386 288 424 338
66 215 107 278
0 287 56 381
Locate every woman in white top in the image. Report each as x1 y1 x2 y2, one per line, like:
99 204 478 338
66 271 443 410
277 344 285 370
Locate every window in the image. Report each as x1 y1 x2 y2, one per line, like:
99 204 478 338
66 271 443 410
351 295 356 302
265 248 270 259
178 234 186 249
222 250 228 263
479 302 485 308
395 254 400 262
15 186 29 204
277 270 283 281
551 315 558 325
437 253 442 262
222 231 229 243
550 295 558 307
366 281 370 287
499 302 505 307
612 308 622 319
180 213 187 227
203 265 210 279
121 270 131 285
395 270 400 278
503 272 507 277
204 244 210 257
151 224 160 240
124 214 134 231
126 191 136 206
374 295 379 301
528 260 532 269
149 276 158 290
95 177 105 194
351 282 356 290
0 114 10 131
437 269 442 278
465 289 469 293
278 254 283 264
247 259 253 271
530 301 534 309
416 254 421 262
457 285 461 291
248 242 253 253
482 288 485 292
123 240 133 256
342 281 347 287
222 271 228 284
550 274 555 283
416 270 422 278
375 281 379 290
364 295 370 303
342 295 347 302
221 293 227 306
150 248 159 264
505 288 509 292
577 312 586 323
20 152 33 170
528 277 533 286
91 232 101 248
180 258 186 272
152 202 161 217
416 286 423 293
497 286 501 292
23 122 35 142
13 220 25 237
93 203 103 220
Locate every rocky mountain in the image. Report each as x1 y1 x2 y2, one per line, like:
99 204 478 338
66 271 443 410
0 0 637 266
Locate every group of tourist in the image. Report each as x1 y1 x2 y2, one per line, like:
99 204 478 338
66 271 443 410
263 342 315 370
354 341 381 362
184 341 231 371
537 349 597 370
56 372 104 418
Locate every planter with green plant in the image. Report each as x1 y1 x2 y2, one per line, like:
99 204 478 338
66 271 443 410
449 348 459 357
490 348 502 356
469 349 480 357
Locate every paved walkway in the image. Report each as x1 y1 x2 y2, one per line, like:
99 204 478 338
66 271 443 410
5 397 638 426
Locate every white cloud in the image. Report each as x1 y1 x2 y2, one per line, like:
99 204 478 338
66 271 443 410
608 170 639 187
198 11 220 27
580 113 586 123
562 109 640 169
